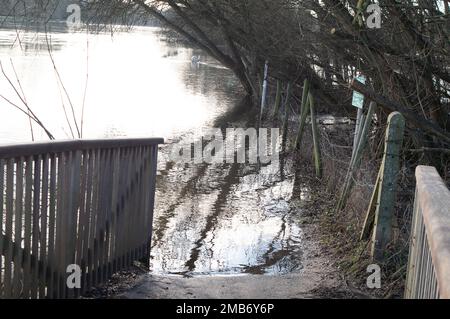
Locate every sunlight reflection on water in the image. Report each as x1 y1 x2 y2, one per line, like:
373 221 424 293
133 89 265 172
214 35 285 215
0 26 241 143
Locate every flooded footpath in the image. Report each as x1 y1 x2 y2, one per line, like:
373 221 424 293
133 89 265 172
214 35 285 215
116 122 352 299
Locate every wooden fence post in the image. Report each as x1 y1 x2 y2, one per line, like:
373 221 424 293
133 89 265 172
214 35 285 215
371 112 405 261
260 60 269 123
294 79 310 150
272 80 282 119
309 93 322 178
281 82 292 152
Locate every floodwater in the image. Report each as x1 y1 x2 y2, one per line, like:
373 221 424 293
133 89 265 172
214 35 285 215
0 24 306 279
0 24 239 142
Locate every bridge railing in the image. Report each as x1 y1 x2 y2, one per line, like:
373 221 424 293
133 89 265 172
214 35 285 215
405 165 450 299
0 138 163 299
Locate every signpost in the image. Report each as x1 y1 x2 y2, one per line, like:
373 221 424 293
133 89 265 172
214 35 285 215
351 75 366 161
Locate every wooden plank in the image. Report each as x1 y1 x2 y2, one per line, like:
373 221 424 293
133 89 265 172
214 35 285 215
124 148 135 268
46 155 57 298
360 169 381 240
13 158 24 298
67 150 80 298
76 150 88 295
146 146 159 266
0 159 4 298
138 147 149 261
137 146 146 259
130 147 139 266
142 147 153 265
281 82 291 152
131 147 141 263
22 157 33 298
294 79 310 150
55 153 65 298
38 155 49 298
31 156 41 298
92 149 101 286
117 148 129 270
62 151 73 298
309 93 322 179
271 80 282 119
140 148 149 264
97 149 107 285
4 159 15 298
109 149 120 275
101 149 112 284
83 150 94 294
88 149 99 290
371 112 405 261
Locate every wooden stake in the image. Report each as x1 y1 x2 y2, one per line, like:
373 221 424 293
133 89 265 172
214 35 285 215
272 80 282 119
309 93 322 178
281 83 292 153
371 112 405 262
360 169 381 240
294 79 310 150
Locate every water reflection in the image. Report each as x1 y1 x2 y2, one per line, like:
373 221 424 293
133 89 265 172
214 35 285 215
151 149 304 276
0 26 241 142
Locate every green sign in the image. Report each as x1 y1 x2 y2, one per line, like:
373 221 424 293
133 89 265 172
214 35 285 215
352 75 366 109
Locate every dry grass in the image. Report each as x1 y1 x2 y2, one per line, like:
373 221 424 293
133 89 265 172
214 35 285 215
287 120 417 299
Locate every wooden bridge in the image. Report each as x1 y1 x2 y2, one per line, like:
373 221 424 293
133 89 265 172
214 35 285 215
0 138 163 298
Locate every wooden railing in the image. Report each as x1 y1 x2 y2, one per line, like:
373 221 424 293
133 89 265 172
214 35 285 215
0 138 163 299
405 166 450 299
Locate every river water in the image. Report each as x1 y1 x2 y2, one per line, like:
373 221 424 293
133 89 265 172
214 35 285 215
0 25 305 278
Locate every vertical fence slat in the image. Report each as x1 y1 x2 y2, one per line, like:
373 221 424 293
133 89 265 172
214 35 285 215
0 159 4 298
4 159 15 298
76 150 88 296
22 157 33 298
92 149 101 287
47 155 57 299
98 149 107 285
68 150 81 298
55 153 65 298
102 149 112 284
31 156 41 298
13 158 24 298
38 155 49 298
109 149 120 276
83 150 94 294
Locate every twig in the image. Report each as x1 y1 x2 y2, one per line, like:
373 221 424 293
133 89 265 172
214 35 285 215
44 27 81 138
9 58 34 141
0 60 54 139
